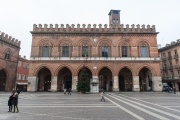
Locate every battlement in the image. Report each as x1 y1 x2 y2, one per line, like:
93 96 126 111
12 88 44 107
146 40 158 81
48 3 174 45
32 24 157 33
0 31 21 47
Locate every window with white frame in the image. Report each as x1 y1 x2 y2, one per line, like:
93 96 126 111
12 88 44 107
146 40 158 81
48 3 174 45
23 62 26 68
18 61 22 67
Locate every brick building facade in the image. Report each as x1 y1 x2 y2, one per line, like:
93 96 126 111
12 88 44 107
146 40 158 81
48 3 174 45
28 10 162 92
0 32 21 91
16 56 29 92
159 40 180 91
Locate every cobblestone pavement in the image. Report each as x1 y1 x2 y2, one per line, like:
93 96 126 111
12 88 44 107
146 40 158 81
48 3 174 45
0 92 180 120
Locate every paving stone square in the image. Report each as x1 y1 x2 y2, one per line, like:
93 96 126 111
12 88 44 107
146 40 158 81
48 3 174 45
1 92 180 120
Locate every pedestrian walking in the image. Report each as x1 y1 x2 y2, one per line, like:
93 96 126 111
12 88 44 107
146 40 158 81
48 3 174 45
68 88 71 95
100 91 105 102
12 92 19 113
64 88 66 95
173 87 176 94
8 93 13 112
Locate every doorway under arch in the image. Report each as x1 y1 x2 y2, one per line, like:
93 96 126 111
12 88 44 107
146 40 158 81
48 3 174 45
119 67 132 91
98 67 113 92
0 70 7 91
57 67 72 91
139 67 152 91
37 67 51 92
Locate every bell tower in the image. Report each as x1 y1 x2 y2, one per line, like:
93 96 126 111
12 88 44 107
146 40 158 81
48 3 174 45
108 9 120 26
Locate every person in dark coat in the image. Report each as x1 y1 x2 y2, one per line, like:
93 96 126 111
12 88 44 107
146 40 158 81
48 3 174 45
68 88 71 95
12 93 19 113
8 93 13 112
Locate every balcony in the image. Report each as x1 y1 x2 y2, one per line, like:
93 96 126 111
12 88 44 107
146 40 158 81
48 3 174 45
162 57 166 61
175 65 180 69
168 66 173 70
174 54 179 59
168 56 172 60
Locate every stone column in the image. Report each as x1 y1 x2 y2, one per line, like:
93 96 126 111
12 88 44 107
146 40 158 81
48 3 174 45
152 76 162 91
72 76 78 91
132 76 140 92
27 76 37 92
91 76 99 93
113 76 119 91
50 76 57 92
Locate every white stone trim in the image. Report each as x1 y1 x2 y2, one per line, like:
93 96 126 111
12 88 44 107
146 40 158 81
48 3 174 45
30 57 160 61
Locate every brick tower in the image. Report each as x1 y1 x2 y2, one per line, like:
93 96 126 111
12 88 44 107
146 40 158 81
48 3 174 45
108 9 120 26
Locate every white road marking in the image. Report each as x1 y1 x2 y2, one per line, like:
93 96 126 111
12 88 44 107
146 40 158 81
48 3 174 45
111 94 180 119
119 94 180 113
107 94 169 120
105 97 144 120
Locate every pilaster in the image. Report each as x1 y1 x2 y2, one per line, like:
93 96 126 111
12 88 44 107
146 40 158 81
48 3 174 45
50 76 57 92
133 76 140 92
113 76 119 91
72 76 78 91
27 76 37 92
152 76 162 91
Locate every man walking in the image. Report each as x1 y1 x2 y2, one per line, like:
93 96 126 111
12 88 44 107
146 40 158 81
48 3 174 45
100 91 105 102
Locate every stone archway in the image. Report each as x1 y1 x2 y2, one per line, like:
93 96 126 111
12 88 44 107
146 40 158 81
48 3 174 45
37 67 51 92
119 67 133 91
0 70 7 91
57 67 72 91
139 67 152 91
98 67 113 92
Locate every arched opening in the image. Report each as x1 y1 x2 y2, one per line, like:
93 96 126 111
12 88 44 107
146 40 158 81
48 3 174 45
57 67 72 91
37 67 51 92
0 70 7 91
78 67 92 92
139 67 152 91
98 67 112 91
119 68 132 91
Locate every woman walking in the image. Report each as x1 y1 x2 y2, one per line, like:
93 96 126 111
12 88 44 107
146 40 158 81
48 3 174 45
12 92 19 113
8 93 13 112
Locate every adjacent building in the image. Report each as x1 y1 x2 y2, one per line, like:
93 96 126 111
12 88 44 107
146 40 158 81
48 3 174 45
159 40 180 91
0 32 21 91
16 55 29 92
27 9 162 92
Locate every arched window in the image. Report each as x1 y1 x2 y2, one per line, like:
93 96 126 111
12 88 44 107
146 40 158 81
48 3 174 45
140 45 147 57
4 50 11 60
42 44 49 57
116 19 118 23
102 45 108 57
62 44 69 57
82 45 88 57
122 45 128 57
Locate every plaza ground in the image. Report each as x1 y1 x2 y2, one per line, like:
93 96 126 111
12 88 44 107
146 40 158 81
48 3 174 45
0 92 180 120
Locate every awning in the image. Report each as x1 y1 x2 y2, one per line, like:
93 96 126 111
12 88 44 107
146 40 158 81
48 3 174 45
16 82 28 85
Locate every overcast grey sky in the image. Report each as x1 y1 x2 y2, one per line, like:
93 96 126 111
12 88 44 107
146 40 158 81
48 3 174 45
0 0 180 59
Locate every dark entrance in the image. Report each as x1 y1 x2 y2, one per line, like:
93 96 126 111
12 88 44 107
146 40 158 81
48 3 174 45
119 67 132 91
0 70 7 91
44 75 51 91
119 75 125 91
64 75 72 90
37 67 51 92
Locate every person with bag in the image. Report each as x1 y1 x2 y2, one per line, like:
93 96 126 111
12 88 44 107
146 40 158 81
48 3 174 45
100 91 105 102
8 93 13 112
12 92 19 113
68 88 71 95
